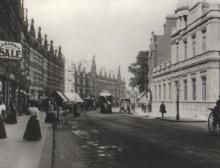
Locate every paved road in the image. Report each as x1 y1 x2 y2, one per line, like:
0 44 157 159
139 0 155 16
53 110 220 168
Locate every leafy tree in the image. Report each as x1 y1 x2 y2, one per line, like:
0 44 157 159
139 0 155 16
128 51 149 93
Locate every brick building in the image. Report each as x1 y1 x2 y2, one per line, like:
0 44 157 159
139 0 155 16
65 56 126 101
0 0 65 113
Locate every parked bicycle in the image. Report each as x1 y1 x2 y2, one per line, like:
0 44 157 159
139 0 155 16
208 108 220 136
52 113 69 129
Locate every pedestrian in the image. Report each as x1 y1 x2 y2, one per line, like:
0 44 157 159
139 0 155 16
141 103 144 112
45 99 51 123
159 101 166 118
107 99 112 113
131 103 136 113
0 100 7 139
5 101 17 124
23 101 42 141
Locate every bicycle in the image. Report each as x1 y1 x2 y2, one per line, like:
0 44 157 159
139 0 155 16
59 115 69 128
208 108 220 136
52 113 69 129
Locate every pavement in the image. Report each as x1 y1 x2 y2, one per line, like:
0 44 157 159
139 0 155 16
0 112 53 168
113 107 208 122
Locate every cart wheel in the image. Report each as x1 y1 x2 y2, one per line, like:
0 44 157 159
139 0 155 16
208 112 220 136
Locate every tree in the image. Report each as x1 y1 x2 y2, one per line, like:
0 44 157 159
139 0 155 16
128 51 149 93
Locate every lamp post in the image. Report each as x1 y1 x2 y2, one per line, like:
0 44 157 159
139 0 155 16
176 82 180 120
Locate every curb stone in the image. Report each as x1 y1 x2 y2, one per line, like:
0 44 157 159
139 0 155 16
156 117 207 123
37 125 54 168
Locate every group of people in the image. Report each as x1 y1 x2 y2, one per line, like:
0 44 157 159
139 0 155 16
100 97 112 113
0 99 42 141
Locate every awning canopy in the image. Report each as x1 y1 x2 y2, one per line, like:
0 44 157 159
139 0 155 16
64 92 84 103
51 91 69 104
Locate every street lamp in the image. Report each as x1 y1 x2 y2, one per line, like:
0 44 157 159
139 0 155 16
176 82 180 120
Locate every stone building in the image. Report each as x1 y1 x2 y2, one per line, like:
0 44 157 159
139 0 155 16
65 56 126 101
150 0 220 119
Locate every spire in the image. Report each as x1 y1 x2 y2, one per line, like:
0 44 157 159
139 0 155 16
91 55 96 75
117 66 121 80
37 27 42 44
58 46 62 58
43 34 48 50
49 40 54 55
78 63 82 71
30 18 35 38
20 0 24 21
24 8 29 31
54 49 57 57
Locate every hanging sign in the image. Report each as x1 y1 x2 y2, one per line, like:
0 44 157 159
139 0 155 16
0 40 22 60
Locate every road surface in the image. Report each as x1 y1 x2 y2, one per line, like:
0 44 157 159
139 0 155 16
53 110 220 168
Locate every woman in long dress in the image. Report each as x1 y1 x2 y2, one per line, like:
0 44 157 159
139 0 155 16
23 101 42 141
5 102 17 124
0 101 7 139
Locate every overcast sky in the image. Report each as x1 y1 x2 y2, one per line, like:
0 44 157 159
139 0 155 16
25 0 180 84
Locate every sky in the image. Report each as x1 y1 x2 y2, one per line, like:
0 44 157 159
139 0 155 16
24 0 180 85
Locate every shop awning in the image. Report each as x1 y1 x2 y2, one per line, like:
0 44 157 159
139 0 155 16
64 92 84 103
50 91 69 105
56 91 69 102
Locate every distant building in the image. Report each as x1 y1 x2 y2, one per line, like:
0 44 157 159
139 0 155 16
149 0 220 119
65 56 126 101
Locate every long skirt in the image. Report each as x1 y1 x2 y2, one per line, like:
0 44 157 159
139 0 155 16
23 116 41 141
5 112 17 124
0 117 7 139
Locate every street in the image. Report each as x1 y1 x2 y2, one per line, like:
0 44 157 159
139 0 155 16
53 110 220 168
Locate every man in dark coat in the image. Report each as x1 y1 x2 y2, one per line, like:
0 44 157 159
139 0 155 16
160 101 166 118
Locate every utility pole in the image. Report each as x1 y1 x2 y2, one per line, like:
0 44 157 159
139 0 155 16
176 83 180 120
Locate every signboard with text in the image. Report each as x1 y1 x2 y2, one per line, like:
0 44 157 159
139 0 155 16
0 40 22 60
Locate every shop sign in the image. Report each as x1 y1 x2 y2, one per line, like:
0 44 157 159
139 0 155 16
0 40 22 60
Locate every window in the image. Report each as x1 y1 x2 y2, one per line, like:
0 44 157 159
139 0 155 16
184 40 187 59
169 83 171 100
202 29 207 53
163 83 166 100
192 78 196 100
192 35 196 56
202 76 207 101
176 42 179 62
184 80 187 101
159 84 161 101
